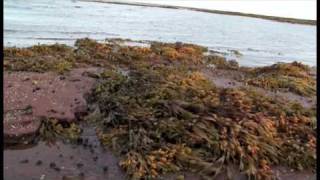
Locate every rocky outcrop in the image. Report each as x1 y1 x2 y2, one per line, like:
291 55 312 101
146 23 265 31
4 68 101 144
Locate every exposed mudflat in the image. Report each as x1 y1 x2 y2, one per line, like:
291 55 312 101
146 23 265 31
4 125 126 180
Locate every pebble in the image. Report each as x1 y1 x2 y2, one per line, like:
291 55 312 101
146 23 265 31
32 87 41 93
40 174 45 180
90 149 95 154
76 163 84 168
93 156 98 162
176 175 185 180
62 175 80 180
103 166 108 173
20 159 29 164
22 77 30 81
49 162 56 168
79 172 85 177
77 138 83 145
32 80 38 85
36 160 43 166
53 167 61 172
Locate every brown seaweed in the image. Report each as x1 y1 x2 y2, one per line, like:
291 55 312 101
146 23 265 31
4 38 316 180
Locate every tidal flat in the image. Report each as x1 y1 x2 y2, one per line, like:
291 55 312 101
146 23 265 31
3 38 316 180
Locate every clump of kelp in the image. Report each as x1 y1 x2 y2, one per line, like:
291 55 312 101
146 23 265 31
241 61 316 96
205 54 239 70
4 38 316 179
88 65 316 179
4 38 209 73
39 118 82 143
150 42 207 64
4 44 76 74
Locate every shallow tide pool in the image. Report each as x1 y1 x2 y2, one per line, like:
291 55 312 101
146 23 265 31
4 0 316 67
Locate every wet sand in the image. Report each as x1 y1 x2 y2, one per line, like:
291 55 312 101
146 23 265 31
4 125 126 180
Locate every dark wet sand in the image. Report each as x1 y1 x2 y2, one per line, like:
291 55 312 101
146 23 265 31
4 125 126 180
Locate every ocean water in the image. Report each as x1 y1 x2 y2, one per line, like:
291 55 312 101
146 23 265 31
4 0 316 67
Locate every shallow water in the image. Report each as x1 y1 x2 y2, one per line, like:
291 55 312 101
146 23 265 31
3 0 316 66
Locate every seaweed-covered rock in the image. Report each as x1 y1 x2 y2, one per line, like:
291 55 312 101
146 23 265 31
243 62 316 96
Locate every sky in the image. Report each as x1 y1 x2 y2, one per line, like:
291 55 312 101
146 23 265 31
121 0 317 20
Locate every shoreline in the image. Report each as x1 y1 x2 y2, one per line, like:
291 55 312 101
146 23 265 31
79 0 316 26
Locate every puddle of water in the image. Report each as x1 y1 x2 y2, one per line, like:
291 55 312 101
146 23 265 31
4 0 316 67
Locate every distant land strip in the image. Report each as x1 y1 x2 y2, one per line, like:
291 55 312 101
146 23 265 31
80 0 316 26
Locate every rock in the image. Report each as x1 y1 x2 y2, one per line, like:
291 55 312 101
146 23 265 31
35 160 43 166
19 159 29 164
49 162 56 168
76 163 84 168
4 68 100 145
176 175 185 180
207 64 216 69
3 111 41 145
103 166 108 173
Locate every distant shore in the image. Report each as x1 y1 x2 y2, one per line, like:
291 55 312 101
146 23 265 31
80 0 316 26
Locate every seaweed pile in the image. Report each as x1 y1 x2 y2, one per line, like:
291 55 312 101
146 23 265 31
4 38 317 180
88 65 316 179
4 39 208 73
39 118 82 143
4 44 75 74
241 62 316 96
